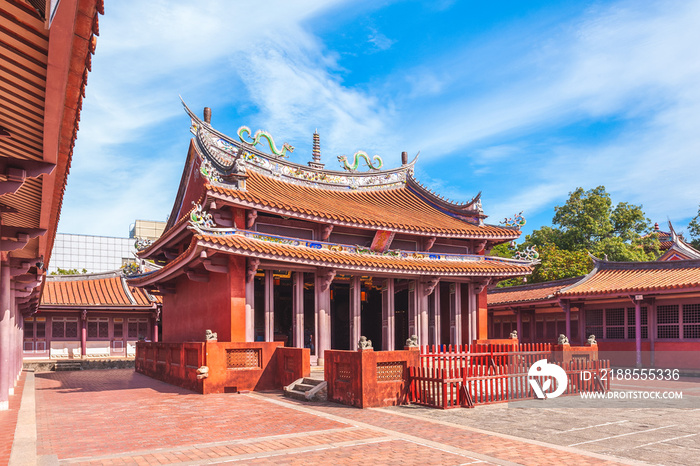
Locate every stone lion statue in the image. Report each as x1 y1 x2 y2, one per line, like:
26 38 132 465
196 366 209 379
405 335 419 347
509 330 518 339
587 334 597 346
205 329 218 341
358 336 373 349
557 334 569 345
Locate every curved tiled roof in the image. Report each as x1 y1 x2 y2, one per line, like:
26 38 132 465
41 272 159 307
488 277 582 306
207 172 518 238
559 260 700 297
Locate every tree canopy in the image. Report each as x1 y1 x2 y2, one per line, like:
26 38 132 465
688 205 700 250
500 186 660 287
50 268 88 275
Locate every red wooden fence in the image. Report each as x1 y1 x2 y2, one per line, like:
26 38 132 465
410 345 609 409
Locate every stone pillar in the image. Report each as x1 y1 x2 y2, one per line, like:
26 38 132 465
293 272 304 348
315 269 334 365
81 310 87 357
349 276 361 348
635 300 642 368
264 270 274 342
431 284 441 346
418 282 429 347
449 283 462 346
381 278 395 350
408 280 418 342
1 256 10 410
245 278 255 342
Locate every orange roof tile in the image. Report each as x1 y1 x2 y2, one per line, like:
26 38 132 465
41 272 158 307
207 171 518 238
560 260 700 297
488 277 582 306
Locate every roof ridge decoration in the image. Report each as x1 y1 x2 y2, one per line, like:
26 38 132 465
500 211 526 229
237 126 294 158
514 246 539 261
181 98 417 191
338 151 383 172
186 210 536 266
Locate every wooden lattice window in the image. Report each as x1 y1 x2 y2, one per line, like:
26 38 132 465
683 303 700 339
52 318 78 339
605 308 625 339
626 307 648 339
376 362 405 382
337 363 351 381
87 318 109 339
657 305 680 339
585 309 603 339
226 349 261 369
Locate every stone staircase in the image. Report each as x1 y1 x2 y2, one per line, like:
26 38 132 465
283 377 327 401
55 361 83 371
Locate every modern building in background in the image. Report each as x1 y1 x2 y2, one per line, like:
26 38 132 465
48 220 166 274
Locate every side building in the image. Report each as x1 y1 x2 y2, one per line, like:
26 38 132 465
128 104 535 364
488 224 700 369
24 271 161 360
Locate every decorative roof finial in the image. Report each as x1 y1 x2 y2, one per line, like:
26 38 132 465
308 129 325 169
401 151 408 165
203 107 211 124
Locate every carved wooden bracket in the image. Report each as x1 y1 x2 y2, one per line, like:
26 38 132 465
155 307 161 321
473 278 491 294
246 257 260 282
247 210 258 229
186 269 209 283
213 208 233 227
422 277 440 295
423 236 437 251
82 310 88 321
474 240 488 253
318 268 336 291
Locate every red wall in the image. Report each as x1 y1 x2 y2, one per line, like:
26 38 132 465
162 255 246 342
597 341 700 369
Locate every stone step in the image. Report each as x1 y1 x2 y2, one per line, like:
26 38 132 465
301 377 324 386
284 389 309 401
294 383 316 392
55 361 82 371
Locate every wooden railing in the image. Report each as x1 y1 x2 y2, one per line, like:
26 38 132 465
410 345 609 409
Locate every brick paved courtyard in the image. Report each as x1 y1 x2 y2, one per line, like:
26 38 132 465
6 368 688 465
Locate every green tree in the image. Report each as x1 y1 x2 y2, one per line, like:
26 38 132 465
689 205 700 249
50 268 87 275
500 186 658 286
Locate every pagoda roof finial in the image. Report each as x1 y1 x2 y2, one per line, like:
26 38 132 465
308 129 324 169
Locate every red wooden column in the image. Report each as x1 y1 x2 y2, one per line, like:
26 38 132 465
293 272 304 348
153 308 160 343
349 276 361 348
1 255 11 410
431 283 441 346
634 297 642 368
264 270 274 342
80 310 87 357
516 310 523 340
561 299 571 340
381 278 395 350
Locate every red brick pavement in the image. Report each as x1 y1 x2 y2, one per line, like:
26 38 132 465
0 372 24 466
29 369 628 465
34 370 347 460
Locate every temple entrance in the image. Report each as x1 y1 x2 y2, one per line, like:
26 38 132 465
361 287 382 350
395 288 409 350
303 273 316 356
253 274 264 341
330 283 350 350
274 273 293 346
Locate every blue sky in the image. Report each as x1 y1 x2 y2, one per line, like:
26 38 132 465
59 0 700 241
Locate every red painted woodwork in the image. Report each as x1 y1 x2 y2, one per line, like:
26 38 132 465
162 255 246 342
324 348 421 408
595 341 700 369
477 287 489 340
135 341 310 394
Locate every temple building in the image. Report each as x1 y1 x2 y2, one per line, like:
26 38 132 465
1 0 103 410
488 223 700 369
24 271 161 360
128 103 535 364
